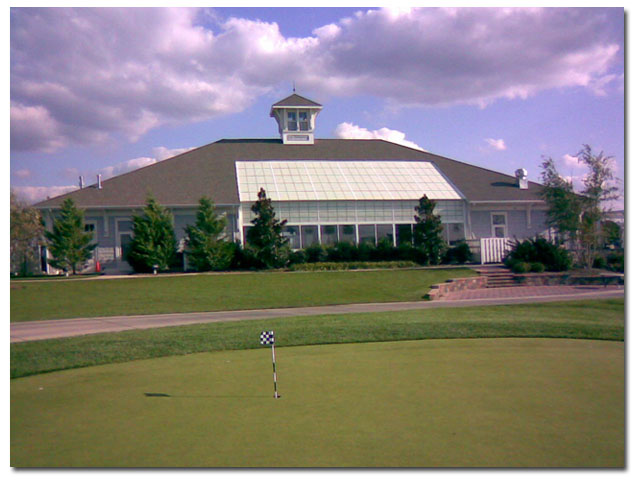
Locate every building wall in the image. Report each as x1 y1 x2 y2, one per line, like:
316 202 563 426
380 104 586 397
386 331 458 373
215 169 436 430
240 199 467 247
469 206 547 240
41 206 237 274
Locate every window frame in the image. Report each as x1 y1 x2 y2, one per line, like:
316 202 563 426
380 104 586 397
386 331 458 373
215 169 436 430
285 109 311 132
491 212 508 238
84 220 98 244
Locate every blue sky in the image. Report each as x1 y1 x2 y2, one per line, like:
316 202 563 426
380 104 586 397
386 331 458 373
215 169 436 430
10 6 625 208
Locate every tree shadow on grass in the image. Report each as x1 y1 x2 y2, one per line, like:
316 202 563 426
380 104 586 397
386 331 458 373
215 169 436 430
144 392 272 399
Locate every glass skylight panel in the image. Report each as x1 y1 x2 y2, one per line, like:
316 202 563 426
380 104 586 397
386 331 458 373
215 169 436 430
236 161 462 202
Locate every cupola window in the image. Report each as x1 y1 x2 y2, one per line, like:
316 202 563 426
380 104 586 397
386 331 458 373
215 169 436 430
286 110 310 132
299 111 309 131
287 111 298 131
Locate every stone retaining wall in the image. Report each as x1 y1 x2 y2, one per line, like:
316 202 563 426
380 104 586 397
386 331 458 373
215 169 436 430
427 272 623 300
513 273 624 287
427 276 487 300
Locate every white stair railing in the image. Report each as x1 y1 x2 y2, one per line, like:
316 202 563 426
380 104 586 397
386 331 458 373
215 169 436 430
480 237 512 264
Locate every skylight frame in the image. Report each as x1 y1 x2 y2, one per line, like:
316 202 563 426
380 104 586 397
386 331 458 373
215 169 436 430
236 160 464 202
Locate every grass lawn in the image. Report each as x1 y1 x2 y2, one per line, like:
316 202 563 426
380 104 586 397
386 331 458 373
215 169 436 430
11 337 624 467
10 268 475 323
11 299 624 378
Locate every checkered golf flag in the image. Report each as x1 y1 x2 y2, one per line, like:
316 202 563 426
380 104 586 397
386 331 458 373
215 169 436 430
260 331 275 345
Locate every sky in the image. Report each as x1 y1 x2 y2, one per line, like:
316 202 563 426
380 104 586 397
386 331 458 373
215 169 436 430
9 6 626 209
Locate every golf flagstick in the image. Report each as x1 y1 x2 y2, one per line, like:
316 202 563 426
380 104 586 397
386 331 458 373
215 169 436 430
260 331 280 398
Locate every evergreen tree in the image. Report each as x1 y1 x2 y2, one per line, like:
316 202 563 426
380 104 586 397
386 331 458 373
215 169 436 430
246 188 289 268
413 194 446 265
45 198 96 275
10 191 45 275
126 196 177 272
184 197 233 271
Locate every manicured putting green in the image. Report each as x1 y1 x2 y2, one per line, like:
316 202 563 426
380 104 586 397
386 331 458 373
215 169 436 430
11 338 624 467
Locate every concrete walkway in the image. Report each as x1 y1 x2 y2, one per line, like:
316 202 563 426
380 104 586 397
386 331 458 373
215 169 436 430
10 284 624 343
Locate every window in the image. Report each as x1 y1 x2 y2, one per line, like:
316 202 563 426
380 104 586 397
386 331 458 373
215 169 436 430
284 225 301 249
358 225 376 244
287 111 298 131
321 225 338 245
376 224 393 244
116 219 134 260
395 224 413 245
298 111 309 131
446 223 465 244
286 110 310 132
84 222 97 244
339 225 356 243
301 226 319 248
491 213 507 238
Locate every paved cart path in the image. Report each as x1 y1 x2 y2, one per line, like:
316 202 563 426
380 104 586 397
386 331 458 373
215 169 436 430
10 285 623 343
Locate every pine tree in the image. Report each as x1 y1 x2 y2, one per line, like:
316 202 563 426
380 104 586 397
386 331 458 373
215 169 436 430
126 196 177 272
413 194 446 265
45 198 96 275
246 188 289 268
184 197 233 271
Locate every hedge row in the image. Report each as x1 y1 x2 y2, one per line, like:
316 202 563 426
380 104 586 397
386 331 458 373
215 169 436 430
289 261 420 271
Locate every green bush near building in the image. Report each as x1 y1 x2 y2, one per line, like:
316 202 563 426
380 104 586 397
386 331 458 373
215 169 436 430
505 237 572 272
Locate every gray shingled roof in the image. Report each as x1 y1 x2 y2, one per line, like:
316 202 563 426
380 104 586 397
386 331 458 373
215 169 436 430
35 139 544 209
271 93 322 108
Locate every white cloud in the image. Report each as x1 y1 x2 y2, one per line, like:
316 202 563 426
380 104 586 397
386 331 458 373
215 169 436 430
13 168 32 179
562 154 583 169
334 122 424 151
151 146 195 161
12 185 78 205
10 102 65 152
485 138 507 151
100 157 157 180
14 144 196 204
11 7 622 153
99 145 196 179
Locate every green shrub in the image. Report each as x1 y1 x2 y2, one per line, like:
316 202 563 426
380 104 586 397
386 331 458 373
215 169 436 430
356 242 375 261
396 242 428 265
326 242 358 262
230 244 263 270
287 249 307 265
592 256 607 269
443 242 473 264
289 261 418 271
304 244 327 263
505 237 571 272
529 262 545 273
371 238 397 261
511 261 531 274
606 252 624 273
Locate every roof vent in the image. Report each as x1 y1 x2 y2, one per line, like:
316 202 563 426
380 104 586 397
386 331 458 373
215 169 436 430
515 168 528 189
79 176 84 189
97 174 102 189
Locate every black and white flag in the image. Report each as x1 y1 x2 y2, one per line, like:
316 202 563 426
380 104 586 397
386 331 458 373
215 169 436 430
260 331 275 345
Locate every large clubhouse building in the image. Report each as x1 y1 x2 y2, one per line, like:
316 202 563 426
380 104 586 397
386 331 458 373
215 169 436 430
35 93 549 274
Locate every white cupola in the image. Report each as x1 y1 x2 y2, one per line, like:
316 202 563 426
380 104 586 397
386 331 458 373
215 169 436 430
270 93 322 145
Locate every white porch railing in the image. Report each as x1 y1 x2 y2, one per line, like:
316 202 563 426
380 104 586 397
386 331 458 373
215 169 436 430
480 237 512 264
